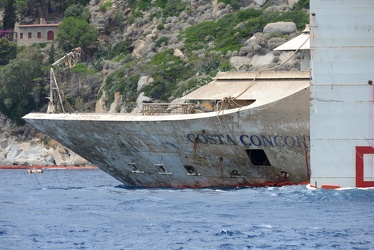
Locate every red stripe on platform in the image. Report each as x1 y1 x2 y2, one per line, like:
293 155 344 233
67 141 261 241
355 146 374 188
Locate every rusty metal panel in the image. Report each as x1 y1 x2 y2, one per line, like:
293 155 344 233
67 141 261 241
310 0 374 188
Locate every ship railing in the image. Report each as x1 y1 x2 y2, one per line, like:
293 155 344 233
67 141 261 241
142 103 195 115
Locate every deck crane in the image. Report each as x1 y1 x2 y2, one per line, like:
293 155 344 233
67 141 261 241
47 47 82 114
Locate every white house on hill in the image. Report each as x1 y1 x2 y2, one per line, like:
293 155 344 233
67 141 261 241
13 18 59 46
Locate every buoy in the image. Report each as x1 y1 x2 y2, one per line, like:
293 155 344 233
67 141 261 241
321 184 341 190
306 184 341 190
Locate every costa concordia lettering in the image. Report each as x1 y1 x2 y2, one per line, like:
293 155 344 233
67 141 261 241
187 133 310 148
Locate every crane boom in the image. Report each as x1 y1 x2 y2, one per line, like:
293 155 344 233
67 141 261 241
48 47 82 114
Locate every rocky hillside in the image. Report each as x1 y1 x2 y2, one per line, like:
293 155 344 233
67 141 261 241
0 0 309 166
91 0 308 112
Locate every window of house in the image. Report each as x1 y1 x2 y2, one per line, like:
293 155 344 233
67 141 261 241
20 33 23 39
28 32 32 39
37 32 41 38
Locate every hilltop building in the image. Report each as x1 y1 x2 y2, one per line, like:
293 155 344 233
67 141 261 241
13 18 60 46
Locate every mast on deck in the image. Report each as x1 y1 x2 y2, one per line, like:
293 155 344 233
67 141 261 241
47 47 82 114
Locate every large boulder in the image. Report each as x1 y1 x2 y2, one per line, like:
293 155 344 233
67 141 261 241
109 92 122 113
95 91 107 113
132 92 153 114
0 136 89 166
263 22 297 35
133 35 156 58
288 0 299 7
173 48 185 59
229 56 252 70
253 0 268 5
137 76 154 92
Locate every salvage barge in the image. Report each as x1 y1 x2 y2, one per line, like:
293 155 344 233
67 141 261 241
23 71 310 188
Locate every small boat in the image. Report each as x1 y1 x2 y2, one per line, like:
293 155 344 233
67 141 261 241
27 169 43 174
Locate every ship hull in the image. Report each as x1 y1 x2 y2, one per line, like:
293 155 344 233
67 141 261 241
23 86 310 188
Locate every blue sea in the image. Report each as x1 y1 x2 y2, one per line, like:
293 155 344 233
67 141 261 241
1 170 373 250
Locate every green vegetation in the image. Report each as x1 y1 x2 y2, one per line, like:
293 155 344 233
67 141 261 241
127 0 187 18
181 7 308 54
3 0 16 29
199 55 234 76
173 77 211 98
155 36 169 47
64 4 85 18
142 77 166 101
64 4 91 20
134 6 307 101
111 40 133 59
0 45 46 124
218 0 240 11
99 0 112 12
102 69 140 110
149 49 190 81
294 0 309 10
58 0 91 13
144 49 190 101
57 17 98 51
92 46 110 71
92 40 133 71
0 0 6 8
71 63 94 76
135 0 152 11
14 0 90 18
0 37 17 65
138 50 233 101
159 0 187 17
48 42 56 65
111 9 126 31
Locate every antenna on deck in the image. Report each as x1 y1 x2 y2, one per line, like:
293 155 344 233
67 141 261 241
47 47 82 114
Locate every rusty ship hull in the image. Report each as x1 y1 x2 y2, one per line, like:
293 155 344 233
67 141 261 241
23 71 310 188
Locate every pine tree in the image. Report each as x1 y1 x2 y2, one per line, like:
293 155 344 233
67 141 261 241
48 42 56 65
3 0 16 30
0 37 17 65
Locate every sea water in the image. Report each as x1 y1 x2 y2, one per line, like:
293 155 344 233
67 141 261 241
1 170 373 250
